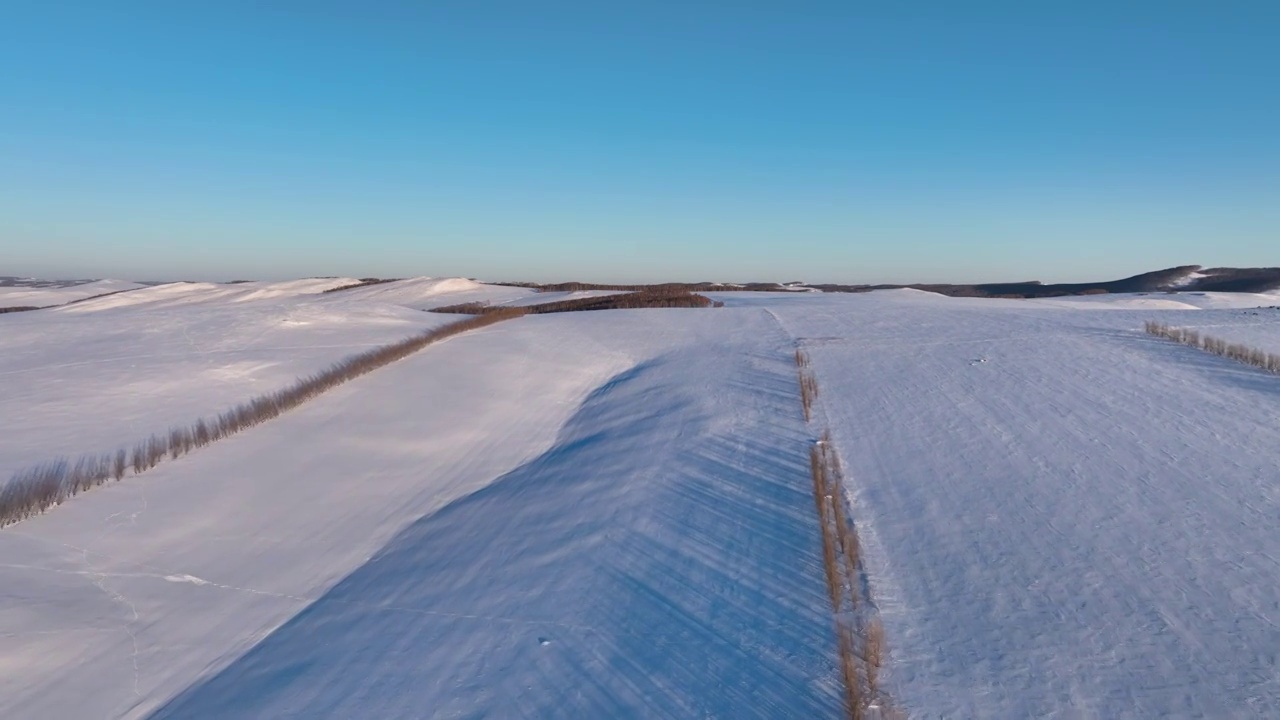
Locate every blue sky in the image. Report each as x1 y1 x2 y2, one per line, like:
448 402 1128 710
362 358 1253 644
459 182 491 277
2 2 1276 283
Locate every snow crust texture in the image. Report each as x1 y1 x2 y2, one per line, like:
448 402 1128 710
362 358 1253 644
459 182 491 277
0 279 145 307
3 282 1280 718
2 299 841 719
0 278 519 480
763 292 1280 718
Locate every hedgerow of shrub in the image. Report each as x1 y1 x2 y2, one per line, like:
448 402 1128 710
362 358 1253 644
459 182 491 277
1144 321 1280 374
0 309 526 528
433 289 722 315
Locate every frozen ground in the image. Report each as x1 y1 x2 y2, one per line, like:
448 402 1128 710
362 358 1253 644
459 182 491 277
3 281 1280 718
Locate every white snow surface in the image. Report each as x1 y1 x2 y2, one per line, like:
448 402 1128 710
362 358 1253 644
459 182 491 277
1 280 448 479
1168 269 1209 288
54 278 361 312
1027 289 1280 310
4 285 1280 718
0 277 548 480
324 276 534 309
499 289 629 307
0 279 146 307
2 298 839 718
1162 307 1280 356
754 290 1280 718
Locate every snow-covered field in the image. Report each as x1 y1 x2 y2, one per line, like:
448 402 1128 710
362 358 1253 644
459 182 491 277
0 279 145 308
760 289 1280 718
0 278 537 480
3 281 1280 718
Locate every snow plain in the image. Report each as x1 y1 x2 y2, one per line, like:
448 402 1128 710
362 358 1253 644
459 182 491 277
0 279 145 308
0 278 537 481
758 289 1280 718
3 281 1280 718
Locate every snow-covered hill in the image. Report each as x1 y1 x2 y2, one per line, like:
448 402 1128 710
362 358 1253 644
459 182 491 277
3 281 1280 718
321 276 533 309
0 279 145 307
2 305 840 718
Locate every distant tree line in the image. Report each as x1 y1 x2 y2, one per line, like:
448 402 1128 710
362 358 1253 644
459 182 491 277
321 278 403 293
481 281 799 293
810 265 1280 299
433 289 722 315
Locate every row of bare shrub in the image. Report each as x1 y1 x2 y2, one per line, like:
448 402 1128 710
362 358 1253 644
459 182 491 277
432 289 722 315
1 285 152 315
811 435 888 718
431 301 496 315
529 289 720 312
796 350 895 719
63 285 151 306
0 309 526 528
797 351 819 422
1144 321 1280 374
529 281 791 293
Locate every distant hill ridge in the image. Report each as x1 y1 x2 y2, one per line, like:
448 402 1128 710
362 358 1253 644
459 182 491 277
6 266 1278 301
503 266 1280 298
806 266 1280 298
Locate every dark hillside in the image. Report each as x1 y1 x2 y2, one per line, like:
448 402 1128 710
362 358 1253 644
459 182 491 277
809 265 1280 298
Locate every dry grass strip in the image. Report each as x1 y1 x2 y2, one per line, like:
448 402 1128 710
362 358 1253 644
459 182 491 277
433 288 721 315
797 348 900 719
1144 321 1280 374
797 350 818 422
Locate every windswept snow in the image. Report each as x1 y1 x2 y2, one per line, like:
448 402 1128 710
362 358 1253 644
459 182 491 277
58 279 361 312
765 291 1280 717
2 309 839 719
0 279 505 481
1169 269 1209 288
499 289 630 307
4 283 1280 718
0 279 145 307
324 276 534 309
1027 289 1280 310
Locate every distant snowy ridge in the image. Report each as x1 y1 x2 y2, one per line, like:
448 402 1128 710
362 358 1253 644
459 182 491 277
0 279 145 307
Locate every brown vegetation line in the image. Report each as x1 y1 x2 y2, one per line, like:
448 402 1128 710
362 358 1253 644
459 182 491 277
507 280 798 293
0 309 527 529
2 284 154 315
2 291 729 528
796 350 898 720
1144 321 1280 374
432 288 723 315
321 277 402 293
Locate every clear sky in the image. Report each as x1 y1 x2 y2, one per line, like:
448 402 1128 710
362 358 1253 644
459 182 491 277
2 2 1276 284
